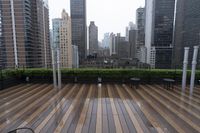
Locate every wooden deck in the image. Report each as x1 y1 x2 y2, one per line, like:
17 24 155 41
0 83 200 133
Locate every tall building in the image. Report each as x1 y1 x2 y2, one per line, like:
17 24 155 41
125 22 136 41
136 7 146 62
129 30 137 59
52 10 72 68
109 33 116 56
172 0 200 68
145 0 175 68
117 36 130 59
89 21 98 55
136 7 145 47
102 33 110 48
72 45 79 68
0 0 51 69
70 0 87 64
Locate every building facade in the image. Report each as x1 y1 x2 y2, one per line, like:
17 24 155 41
125 22 136 41
129 30 137 59
109 33 116 56
145 0 175 68
172 0 200 68
136 7 145 48
52 10 72 68
89 21 98 55
0 0 51 69
70 0 87 64
72 45 79 68
102 33 110 48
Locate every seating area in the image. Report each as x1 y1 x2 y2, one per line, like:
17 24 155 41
0 83 200 133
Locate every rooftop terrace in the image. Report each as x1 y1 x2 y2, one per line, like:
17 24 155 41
0 83 200 133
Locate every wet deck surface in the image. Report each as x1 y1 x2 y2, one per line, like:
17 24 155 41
0 83 200 133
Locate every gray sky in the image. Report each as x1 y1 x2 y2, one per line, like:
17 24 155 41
49 0 145 40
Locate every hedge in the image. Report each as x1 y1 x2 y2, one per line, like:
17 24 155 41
1 68 200 81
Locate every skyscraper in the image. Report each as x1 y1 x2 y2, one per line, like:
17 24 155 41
145 0 175 68
136 7 146 63
129 30 137 59
70 0 87 64
136 7 145 47
52 10 72 68
172 0 200 68
102 33 110 48
109 33 116 56
116 35 130 59
125 22 136 41
89 21 98 55
0 0 51 68
72 45 79 68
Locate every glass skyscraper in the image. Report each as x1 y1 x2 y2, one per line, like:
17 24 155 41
172 0 200 68
145 0 175 68
70 0 87 64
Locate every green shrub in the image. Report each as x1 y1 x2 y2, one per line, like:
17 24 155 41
0 68 200 81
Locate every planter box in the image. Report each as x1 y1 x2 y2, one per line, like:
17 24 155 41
0 77 20 90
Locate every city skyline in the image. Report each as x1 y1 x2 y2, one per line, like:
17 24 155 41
49 0 145 40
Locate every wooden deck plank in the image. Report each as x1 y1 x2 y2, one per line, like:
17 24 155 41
141 85 199 133
138 86 186 133
0 84 49 122
0 84 27 97
101 84 109 133
24 84 73 131
105 84 116 133
143 85 200 131
107 84 123 133
40 84 80 133
0 84 46 111
0 84 39 106
81 85 95 133
53 84 86 133
1 85 54 132
109 84 130 133
95 85 102 133
34 84 79 133
155 85 200 111
174 86 200 100
75 85 93 133
115 84 144 133
65 85 91 133
123 85 167 133
149 85 200 120
1 83 200 133
119 84 158 133
87 85 98 133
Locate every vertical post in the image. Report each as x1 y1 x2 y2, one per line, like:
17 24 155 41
190 46 199 95
0 66 3 90
182 47 189 91
10 0 18 68
52 48 57 89
57 48 62 89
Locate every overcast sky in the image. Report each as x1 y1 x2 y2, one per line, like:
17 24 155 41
49 0 145 40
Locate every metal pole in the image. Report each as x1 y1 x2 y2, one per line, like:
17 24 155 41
57 48 62 89
51 48 57 89
182 47 189 91
0 66 3 90
190 46 199 95
10 0 18 68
